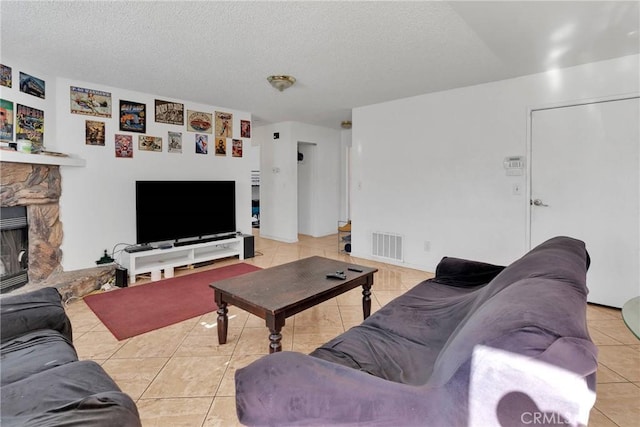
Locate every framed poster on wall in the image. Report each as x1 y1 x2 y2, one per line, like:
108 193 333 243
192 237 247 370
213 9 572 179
0 99 14 142
70 86 112 118
187 110 212 133
168 131 182 153
155 99 184 125
85 120 105 146
16 104 44 149
215 111 232 137
119 100 146 133
138 135 162 152
115 134 133 158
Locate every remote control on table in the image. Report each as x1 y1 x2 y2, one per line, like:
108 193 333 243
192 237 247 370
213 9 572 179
326 271 346 280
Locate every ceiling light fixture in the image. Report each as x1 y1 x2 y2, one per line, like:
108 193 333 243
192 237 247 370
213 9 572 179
341 120 352 129
267 75 296 92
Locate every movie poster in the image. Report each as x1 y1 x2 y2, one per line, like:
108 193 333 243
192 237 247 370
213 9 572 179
215 111 232 137
138 135 162 152
195 134 208 154
115 134 133 158
215 137 226 156
232 139 243 157
168 131 182 153
187 110 212 133
70 86 112 118
0 64 12 88
240 119 251 138
19 72 45 99
16 104 44 148
155 99 184 125
120 100 146 133
0 99 14 142
85 120 105 146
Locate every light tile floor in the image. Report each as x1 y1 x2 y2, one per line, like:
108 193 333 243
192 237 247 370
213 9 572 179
65 233 640 426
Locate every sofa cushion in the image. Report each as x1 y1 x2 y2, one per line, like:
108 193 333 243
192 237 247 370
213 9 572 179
0 287 72 343
310 280 480 385
1 329 78 386
432 256 505 287
310 257 505 385
1 360 141 427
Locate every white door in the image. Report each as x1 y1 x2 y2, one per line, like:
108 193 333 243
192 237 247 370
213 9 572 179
530 97 640 308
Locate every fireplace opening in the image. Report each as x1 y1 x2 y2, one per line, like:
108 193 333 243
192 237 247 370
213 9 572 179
1 206 29 293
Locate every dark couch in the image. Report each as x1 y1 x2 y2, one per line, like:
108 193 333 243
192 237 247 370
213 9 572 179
1 287 141 426
235 236 598 426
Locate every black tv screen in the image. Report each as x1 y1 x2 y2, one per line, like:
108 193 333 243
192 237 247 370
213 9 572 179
136 180 236 244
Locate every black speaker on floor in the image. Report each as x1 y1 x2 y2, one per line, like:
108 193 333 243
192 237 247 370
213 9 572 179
242 234 255 259
115 267 128 287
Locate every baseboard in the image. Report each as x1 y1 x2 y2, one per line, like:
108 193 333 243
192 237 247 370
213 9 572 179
258 233 298 244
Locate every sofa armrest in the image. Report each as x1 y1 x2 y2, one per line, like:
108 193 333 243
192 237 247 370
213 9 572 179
235 351 453 426
431 256 505 287
0 287 72 343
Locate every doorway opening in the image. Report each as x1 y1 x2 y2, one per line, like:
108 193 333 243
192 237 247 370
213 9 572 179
297 142 317 236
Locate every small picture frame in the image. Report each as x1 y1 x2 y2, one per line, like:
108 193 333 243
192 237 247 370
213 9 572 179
195 134 208 154
215 111 232 137
215 137 226 156
70 86 112 118
138 135 162 152
85 120 105 146
16 104 44 149
232 139 243 157
115 134 133 158
0 64 12 88
0 99 14 142
240 120 251 138
187 110 212 134
19 72 45 99
155 99 184 125
120 100 146 133
168 131 182 153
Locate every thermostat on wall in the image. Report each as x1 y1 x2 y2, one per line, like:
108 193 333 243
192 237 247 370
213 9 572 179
503 156 524 176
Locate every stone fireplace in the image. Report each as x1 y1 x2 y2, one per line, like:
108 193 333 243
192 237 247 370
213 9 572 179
0 159 114 301
0 205 29 292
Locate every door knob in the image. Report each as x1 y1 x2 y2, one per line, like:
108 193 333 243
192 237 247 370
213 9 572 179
531 199 549 207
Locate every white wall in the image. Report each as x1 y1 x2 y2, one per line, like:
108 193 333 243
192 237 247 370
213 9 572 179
256 121 341 242
1 57 253 271
52 78 253 270
351 54 640 271
297 142 315 236
339 129 352 222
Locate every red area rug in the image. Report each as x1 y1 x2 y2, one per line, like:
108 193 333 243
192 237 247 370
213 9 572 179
84 263 261 340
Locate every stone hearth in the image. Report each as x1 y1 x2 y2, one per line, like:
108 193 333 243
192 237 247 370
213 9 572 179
1 160 114 301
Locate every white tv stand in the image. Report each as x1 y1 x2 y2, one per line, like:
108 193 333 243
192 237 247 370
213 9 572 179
122 236 244 284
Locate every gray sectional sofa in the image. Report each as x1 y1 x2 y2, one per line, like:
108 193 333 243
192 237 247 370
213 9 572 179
0 287 141 426
235 236 598 426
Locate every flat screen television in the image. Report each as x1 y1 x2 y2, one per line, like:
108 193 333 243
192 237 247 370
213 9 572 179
136 180 236 244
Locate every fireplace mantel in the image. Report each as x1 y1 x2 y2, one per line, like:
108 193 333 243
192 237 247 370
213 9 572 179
0 150 85 167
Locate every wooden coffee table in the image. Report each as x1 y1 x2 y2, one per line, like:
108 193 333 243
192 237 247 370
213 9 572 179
209 256 378 353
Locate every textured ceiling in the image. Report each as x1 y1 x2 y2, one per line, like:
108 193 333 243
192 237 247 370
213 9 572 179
1 1 638 129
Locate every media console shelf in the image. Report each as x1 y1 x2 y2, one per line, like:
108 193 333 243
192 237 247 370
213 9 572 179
122 236 244 284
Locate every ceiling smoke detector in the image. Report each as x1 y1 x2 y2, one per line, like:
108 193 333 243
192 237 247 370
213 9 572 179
341 120 352 129
267 75 296 92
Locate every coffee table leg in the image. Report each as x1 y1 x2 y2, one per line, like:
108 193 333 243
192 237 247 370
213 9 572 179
362 283 372 319
217 302 228 344
269 329 282 353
